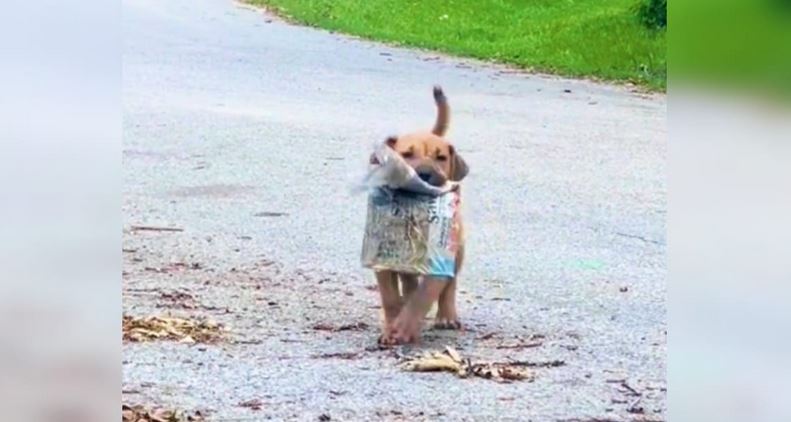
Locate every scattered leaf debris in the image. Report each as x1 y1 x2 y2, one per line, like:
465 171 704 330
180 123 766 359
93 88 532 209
399 346 535 383
123 315 224 344
122 404 205 422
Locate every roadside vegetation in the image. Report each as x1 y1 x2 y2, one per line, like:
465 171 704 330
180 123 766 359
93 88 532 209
250 0 666 91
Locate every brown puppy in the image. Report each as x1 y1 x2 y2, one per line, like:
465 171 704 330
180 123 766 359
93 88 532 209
375 86 469 344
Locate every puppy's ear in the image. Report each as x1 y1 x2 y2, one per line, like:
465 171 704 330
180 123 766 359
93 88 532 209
370 136 398 164
449 145 469 181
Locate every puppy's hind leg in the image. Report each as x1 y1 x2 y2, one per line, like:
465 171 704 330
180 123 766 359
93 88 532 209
435 245 463 330
435 278 461 329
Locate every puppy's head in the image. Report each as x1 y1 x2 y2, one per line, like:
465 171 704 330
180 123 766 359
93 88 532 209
377 86 468 186
385 133 468 186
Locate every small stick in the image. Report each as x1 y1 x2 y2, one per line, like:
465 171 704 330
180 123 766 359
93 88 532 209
620 380 642 397
130 225 184 232
495 341 543 349
508 359 565 368
627 397 644 413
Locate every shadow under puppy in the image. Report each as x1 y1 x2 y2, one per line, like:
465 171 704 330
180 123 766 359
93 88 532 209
374 86 469 344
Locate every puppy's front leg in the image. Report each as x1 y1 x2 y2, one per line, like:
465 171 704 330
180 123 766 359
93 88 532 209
391 277 448 343
399 273 418 302
375 270 401 344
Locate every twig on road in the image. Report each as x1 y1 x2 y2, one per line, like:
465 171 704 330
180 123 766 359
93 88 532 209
130 225 184 232
507 359 566 368
619 380 642 397
495 341 543 350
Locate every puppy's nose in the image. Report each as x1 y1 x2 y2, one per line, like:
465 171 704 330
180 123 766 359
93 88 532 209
418 172 432 182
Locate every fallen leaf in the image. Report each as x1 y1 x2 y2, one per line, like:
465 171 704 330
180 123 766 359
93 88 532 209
444 346 462 363
149 408 174 422
400 348 536 382
123 315 224 344
122 404 205 422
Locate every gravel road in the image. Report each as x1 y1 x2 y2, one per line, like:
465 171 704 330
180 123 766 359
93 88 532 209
123 0 666 420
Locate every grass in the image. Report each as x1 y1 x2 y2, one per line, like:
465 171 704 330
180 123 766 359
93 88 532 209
248 0 666 91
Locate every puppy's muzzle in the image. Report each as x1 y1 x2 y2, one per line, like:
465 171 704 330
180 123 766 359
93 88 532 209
417 172 433 183
414 164 447 187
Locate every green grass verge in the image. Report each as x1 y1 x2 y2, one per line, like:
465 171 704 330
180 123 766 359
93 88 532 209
249 0 666 91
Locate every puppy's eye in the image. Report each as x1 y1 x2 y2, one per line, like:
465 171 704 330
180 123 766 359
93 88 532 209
436 155 448 161
401 151 414 159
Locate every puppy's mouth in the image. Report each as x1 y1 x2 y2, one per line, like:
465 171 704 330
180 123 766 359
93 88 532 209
416 170 446 187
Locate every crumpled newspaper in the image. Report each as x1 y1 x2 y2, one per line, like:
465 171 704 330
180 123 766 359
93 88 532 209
355 142 458 196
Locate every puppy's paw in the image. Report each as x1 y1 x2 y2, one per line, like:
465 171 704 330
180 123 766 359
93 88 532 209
390 315 422 344
433 317 462 330
377 333 397 347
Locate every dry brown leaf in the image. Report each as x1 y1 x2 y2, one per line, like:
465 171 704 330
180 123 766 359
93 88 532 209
400 352 461 372
123 315 224 344
400 348 536 383
179 336 196 344
122 404 204 422
149 408 174 422
444 346 462 363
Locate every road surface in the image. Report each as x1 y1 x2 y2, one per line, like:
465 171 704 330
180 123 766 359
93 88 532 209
123 0 666 420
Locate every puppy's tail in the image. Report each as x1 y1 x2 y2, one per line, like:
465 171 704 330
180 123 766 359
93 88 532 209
432 85 450 137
